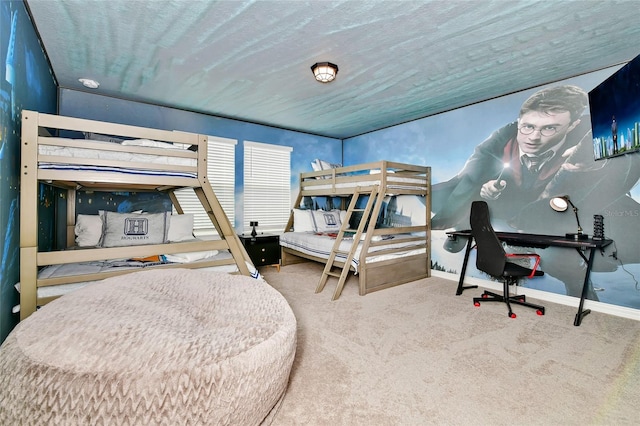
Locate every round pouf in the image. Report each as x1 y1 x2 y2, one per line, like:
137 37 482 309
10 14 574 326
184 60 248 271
0 269 297 425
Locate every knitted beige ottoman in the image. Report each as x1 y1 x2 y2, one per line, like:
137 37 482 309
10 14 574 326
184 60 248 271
0 269 296 425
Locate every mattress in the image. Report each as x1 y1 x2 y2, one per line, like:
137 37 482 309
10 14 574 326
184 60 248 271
280 231 426 273
37 137 198 178
12 250 258 313
304 175 427 192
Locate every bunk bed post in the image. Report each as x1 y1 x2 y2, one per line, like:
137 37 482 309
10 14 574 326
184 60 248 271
19 249 37 321
425 167 432 278
19 110 40 319
66 189 76 248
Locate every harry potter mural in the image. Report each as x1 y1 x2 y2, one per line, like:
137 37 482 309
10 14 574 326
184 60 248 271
432 84 640 300
344 67 640 310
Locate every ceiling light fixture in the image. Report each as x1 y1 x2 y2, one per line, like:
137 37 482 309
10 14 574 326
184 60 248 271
79 78 100 89
311 62 338 83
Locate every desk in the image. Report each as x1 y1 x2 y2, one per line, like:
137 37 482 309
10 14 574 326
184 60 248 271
447 230 612 326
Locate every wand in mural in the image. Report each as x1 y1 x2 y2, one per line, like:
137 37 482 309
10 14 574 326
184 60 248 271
493 163 510 189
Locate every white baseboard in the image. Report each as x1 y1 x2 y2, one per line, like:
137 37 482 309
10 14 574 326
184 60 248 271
431 270 640 322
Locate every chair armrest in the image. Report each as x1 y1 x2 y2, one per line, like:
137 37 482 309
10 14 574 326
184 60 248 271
506 253 541 278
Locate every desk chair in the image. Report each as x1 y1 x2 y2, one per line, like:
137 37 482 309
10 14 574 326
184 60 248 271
470 201 545 318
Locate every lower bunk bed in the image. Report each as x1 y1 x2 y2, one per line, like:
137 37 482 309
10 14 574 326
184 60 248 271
281 230 429 296
281 160 432 299
13 235 258 314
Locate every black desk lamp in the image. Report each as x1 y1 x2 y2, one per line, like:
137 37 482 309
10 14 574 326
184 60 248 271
250 221 258 237
550 195 588 240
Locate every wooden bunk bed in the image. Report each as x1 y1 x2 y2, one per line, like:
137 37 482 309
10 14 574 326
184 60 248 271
18 110 253 320
281 161 431 299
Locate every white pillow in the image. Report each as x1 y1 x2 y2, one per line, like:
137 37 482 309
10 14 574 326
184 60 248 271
293 209 315 232
311 159 342 179
99 211 169 248
121 139 181 149
83 132 125 143
168 214 196 242
339 210 347 224
75 214 103 247
311 159 342 171
312 210 342 233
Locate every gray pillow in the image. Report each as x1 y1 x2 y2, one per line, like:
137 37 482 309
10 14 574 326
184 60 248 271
99 211 169 248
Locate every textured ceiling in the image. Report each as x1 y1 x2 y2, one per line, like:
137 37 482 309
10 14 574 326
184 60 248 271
25 0 640 139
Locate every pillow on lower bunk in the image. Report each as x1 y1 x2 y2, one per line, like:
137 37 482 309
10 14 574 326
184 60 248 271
75 214 104 247
293 208 346 233
167 213 196 242
99 211 169 247
293 208 315 232
311 210 342 233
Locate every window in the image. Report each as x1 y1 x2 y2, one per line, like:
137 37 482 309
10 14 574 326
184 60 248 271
172 136 236 237
244 141 293 233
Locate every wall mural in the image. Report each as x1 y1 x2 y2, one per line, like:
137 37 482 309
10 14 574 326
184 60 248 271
0 1 57 341
344 67 640 310
5 0 637 326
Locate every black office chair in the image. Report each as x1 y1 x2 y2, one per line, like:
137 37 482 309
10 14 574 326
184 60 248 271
470 201 545 318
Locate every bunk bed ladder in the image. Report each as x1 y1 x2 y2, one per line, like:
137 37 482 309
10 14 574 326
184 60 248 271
316 185 379 300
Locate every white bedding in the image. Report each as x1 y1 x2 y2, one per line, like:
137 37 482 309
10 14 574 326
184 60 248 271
280 231 426 273
39 139 196 166
305 175 427 192
37 137 197 178
12 250 245 311
38 163 197 178
35 250 223 280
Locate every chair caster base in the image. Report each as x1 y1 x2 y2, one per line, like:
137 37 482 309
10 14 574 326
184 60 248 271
472 289 545 318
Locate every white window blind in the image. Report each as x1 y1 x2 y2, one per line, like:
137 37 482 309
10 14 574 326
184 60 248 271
173 136 236 237
244 141 293 233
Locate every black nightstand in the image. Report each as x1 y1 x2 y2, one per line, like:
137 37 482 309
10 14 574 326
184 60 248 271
239 233 281 271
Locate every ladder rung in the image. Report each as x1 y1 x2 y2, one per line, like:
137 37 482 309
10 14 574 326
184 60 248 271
326 271 341 278
333 249 349 255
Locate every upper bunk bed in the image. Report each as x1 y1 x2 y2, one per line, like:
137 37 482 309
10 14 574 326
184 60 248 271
281 160 431 299
18 110 253 320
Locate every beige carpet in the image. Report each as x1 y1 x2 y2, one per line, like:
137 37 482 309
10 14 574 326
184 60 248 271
261 262 640 426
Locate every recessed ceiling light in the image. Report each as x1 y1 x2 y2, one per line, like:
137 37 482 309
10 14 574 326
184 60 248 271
79 78 100 89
